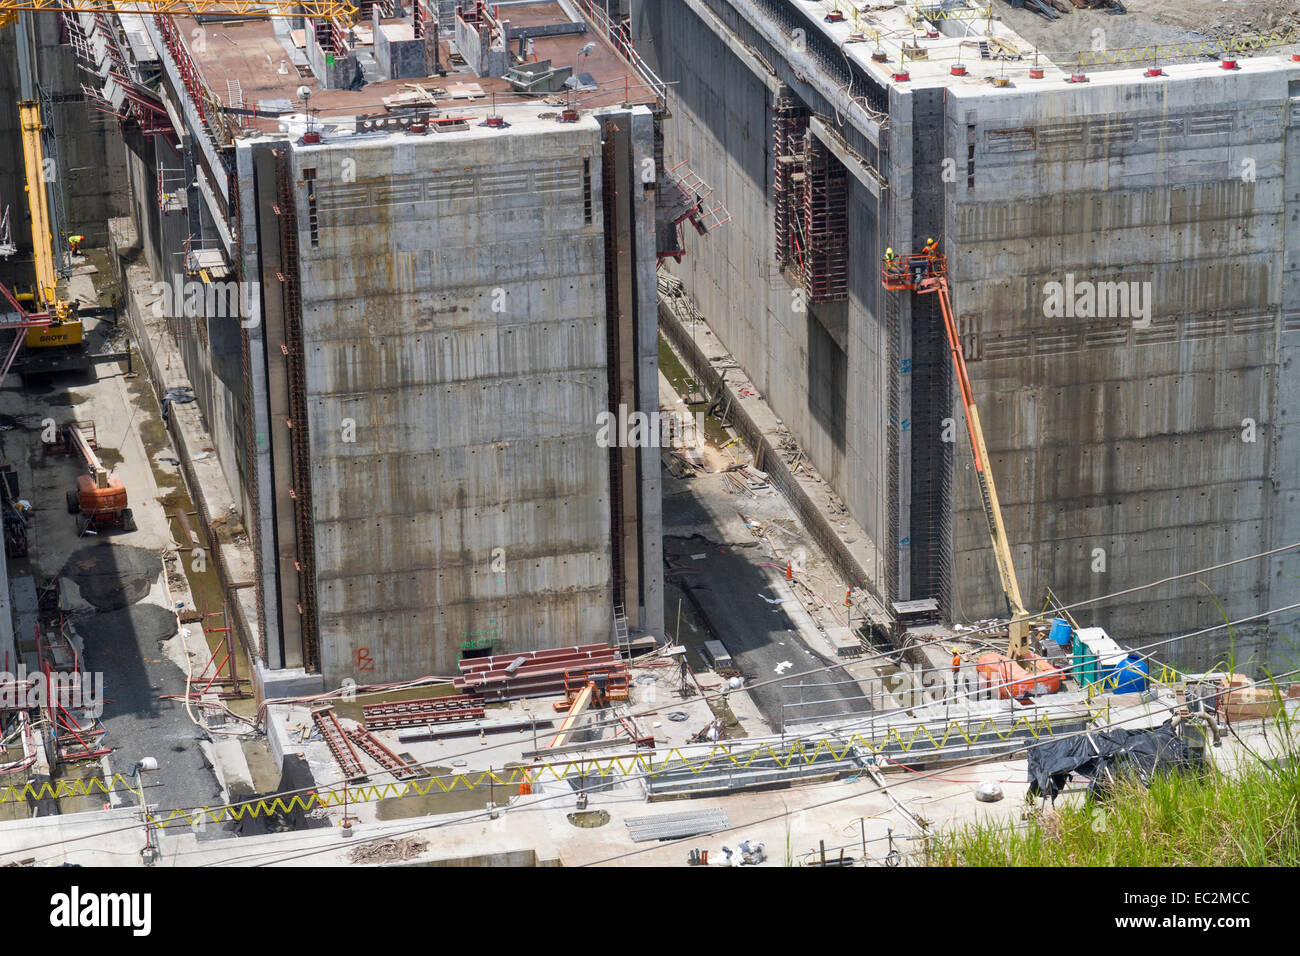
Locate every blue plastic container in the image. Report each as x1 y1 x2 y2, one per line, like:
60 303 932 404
1049 618 1072 646
1106 653 1149 694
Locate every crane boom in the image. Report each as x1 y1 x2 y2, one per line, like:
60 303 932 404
17 100 57 308
66 422 109 488
883 251 1032 656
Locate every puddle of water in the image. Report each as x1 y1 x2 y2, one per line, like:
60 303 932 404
658 335 733 448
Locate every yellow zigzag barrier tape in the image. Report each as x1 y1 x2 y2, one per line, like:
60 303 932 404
140 715 1069 828
0 773 137 805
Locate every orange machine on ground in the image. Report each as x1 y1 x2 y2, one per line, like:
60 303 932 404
45 420 134 533
977 653 1063 700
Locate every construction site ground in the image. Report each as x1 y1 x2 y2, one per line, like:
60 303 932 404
0 243 272 834
2 691 1291 866
996 0 1300 69
658 336 900 730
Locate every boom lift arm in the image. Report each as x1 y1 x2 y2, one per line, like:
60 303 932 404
65 421 110 489
883 251 1031 657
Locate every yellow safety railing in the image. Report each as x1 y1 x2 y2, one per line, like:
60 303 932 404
1 711 1105 826
1075 29 1300 66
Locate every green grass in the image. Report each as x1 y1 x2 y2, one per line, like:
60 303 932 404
926 757 1300 866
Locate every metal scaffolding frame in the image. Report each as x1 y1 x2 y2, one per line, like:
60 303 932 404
800 136 848 303
275 153 321 672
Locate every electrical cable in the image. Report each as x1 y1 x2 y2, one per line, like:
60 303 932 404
953 540 1300 636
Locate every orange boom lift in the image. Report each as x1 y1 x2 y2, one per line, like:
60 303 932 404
882 245 1031 658
47 421 134 533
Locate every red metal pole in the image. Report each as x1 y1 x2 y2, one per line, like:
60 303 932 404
200 650 232 696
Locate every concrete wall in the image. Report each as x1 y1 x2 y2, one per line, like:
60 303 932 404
34 16 131 245
306 33 359 91
942 68 1300 671
634 0 895 601
454 9 509 78
373 11 426 80
635 0 1299 674
286 116 624 683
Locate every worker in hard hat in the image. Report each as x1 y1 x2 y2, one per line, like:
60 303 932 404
68 235 85 255
922 237 938 257
884 246 899 278
951 648 962 699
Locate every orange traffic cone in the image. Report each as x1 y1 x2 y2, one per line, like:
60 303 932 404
785 562 793 580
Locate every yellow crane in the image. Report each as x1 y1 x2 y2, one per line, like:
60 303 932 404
17 100 78 333
5 8 83 375
1 0 357 375
882 248 1032 658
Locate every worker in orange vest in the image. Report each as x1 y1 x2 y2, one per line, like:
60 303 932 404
951 649 962 698
922 237 939 257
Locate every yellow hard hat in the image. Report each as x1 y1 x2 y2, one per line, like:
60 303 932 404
886 246 894 255
927 237 935 245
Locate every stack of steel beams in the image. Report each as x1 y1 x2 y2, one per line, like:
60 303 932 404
455 644 626 700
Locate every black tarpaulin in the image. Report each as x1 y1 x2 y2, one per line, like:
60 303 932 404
1027 719 1195 799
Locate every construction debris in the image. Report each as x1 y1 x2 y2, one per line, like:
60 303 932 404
348 837 429 865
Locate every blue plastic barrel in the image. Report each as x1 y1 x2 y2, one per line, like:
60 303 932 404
1109 653 1149 694
1049 618 1072 646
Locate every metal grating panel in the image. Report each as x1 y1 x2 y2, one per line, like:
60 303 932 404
625 808 731 843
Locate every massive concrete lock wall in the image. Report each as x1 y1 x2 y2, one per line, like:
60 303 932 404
235 109 663 685
942 69 1300 670
634 0 896 602
635 0 1300 673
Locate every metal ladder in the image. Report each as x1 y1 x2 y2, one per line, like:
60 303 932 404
612 604 630 661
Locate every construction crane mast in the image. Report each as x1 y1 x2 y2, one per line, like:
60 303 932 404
883 249 1031 657
0 1 366 373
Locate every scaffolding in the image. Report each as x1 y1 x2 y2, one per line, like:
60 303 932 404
800 137 849 302
775 107 849 302
275 153 321 672
772 97 808 269
157 165 185 216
